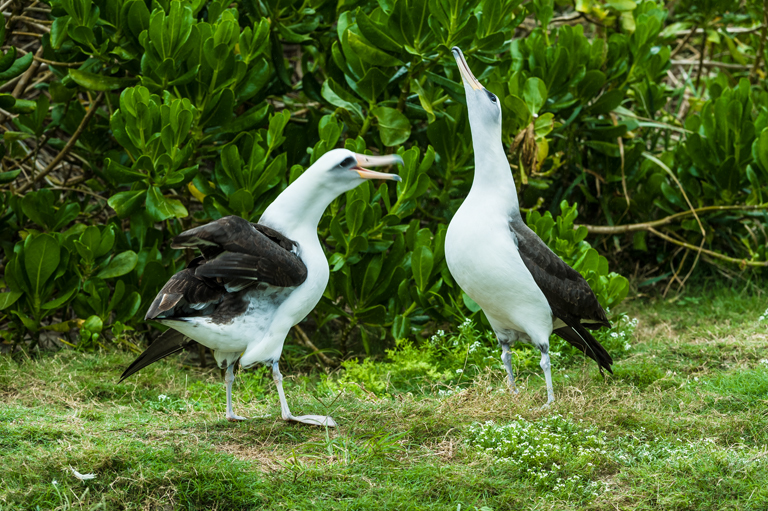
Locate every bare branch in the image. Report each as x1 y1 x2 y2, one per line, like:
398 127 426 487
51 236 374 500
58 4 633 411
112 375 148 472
17 92 105 193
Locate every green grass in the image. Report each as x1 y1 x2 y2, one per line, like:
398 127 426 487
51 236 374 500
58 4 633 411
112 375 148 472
1 284 767 510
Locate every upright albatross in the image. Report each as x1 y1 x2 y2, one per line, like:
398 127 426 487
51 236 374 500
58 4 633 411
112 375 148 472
445 47 613 406
120 149 402 425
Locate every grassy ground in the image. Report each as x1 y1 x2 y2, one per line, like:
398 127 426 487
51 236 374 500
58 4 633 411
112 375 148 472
1 283 767 510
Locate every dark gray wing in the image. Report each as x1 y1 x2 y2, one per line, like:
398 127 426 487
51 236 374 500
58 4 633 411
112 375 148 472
171 215 307 287
510 217 613 374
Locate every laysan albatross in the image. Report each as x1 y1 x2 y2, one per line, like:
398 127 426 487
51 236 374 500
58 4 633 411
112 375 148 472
445 47 613 406
119 149 403 426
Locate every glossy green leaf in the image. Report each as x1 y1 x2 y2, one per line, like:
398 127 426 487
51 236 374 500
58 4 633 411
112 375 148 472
108 190 146 218
0 291 22 310
24 234 60 296
411 245 433 291
69 69 138 91
97 250 138 279
372 106 411 146
146 186 188 221
523 77 547 115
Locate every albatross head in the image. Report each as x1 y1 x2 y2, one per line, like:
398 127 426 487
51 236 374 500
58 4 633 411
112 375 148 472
451 47 502 143
260 149 403 236
305 148 403 197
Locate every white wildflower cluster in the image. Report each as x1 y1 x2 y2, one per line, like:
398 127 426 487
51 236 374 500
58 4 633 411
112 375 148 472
468 341 482 353
438 389 455 397
597 313 638 352
158 394 169 401
466 415 609 499
429 329 447 345
759 308 768 322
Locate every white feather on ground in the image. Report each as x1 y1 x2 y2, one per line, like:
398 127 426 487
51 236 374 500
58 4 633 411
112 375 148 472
69 466 96 480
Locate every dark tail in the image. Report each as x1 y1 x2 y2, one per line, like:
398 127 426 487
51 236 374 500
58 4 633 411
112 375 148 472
118 329 193 383
553 323 613 375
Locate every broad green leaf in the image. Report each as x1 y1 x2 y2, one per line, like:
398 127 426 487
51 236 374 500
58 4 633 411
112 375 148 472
97 250 138 279
576 70 606 100
146 186 188 221
462 292 481 313
0 52 32 81
0 169 20 184
347 31 404 67
355 68 391 103
607 0 636 11
356 305 387 325
0 47 16 73
69 69 138 91
108 189 146 218
357 10 403 53
523 77 547 115
24 234 60 296
229 189 254 214
321 79 364 121
411 245 433 291
372 106 411 146
41 284 78 310
0 291 22 310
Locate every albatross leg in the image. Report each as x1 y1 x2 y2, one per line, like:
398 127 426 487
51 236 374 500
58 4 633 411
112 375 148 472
225 363 247 421
272 362 336 427
539 348 555 407
499 342 519 394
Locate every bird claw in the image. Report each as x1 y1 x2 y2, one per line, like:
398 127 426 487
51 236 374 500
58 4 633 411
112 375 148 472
226 413 248 422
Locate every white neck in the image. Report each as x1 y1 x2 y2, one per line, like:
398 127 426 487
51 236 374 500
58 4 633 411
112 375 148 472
259 174 337 243
467 129 520 217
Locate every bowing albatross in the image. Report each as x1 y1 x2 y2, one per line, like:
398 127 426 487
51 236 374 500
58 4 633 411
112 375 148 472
445 47 613 406
120 149 402 426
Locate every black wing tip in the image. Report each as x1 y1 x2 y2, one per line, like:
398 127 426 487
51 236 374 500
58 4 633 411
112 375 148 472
554 323 614 375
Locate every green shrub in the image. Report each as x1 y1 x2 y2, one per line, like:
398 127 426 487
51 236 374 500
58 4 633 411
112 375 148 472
1 0 766 363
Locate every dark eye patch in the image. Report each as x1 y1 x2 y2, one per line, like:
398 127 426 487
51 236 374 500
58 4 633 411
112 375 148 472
339 156 356 168
485 89 498 104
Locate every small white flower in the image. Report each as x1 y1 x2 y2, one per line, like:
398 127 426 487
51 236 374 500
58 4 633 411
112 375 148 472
158 394 168 401
456 369 464 374
760 359 768 365
52 480 58 486
694 377 699 381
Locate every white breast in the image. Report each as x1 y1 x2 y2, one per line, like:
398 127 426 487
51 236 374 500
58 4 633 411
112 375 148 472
446 199 553 336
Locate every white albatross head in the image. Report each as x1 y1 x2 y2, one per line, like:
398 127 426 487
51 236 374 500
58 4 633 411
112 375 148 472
451 47 503 145
260 148 403 236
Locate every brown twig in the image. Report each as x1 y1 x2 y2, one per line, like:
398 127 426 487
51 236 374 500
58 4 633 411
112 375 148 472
577 204 768 234
293 324 337 367
673 59 752 70
670 23 699 59
34 56 87 68
648 227 768 267
610 113 629 207
642 152 705 239
17 92 105 193
12 46 44 98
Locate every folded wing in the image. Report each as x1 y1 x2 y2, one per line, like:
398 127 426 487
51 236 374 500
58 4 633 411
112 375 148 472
510 217 613 374
145 216 307 322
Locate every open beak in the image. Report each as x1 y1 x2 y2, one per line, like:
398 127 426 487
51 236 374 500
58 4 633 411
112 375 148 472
353 153 403 181
451 46 483 91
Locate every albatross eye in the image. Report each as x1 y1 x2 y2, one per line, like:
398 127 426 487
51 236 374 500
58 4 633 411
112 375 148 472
338 156 356 168
484 89 497 104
